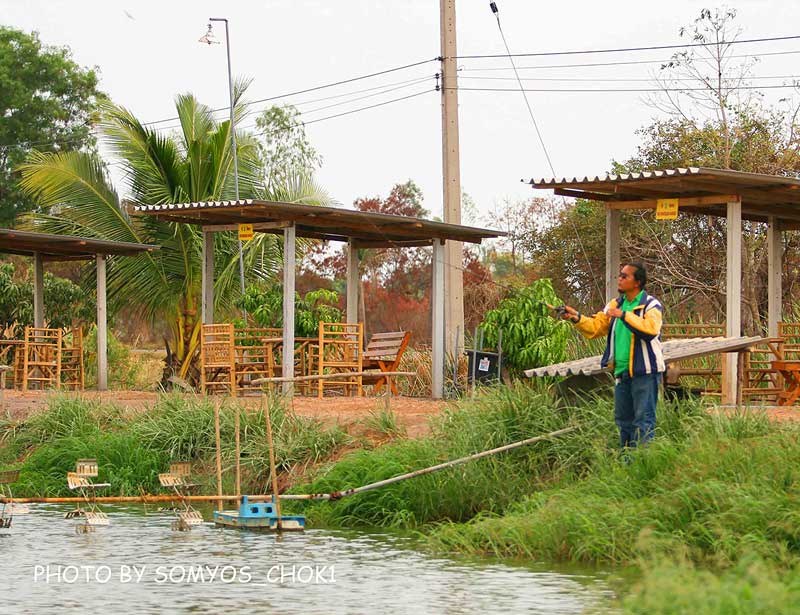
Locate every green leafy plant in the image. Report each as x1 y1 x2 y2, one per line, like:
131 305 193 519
0 262 94 330
479 278 570 372
236 285 341 337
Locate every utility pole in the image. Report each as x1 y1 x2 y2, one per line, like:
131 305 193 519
440 0 465 355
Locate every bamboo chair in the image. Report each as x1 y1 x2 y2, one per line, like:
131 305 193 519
200 324 236 396
65 459 111 532
159 461 203 531
0 469 28 528
661 323 724 396
318 322 363 398
234 327 282 396
60 327 84 390
21 327 62 391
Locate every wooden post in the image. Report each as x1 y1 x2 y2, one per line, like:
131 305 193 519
440 0 464 355
282 225 296 395
605 207 621 302
723 199 742 405
96 254 108 392
431 239 445 399
767 216 782 338
33 252 44 328
201 231 214 325
214 400 223 512
346 239 359 324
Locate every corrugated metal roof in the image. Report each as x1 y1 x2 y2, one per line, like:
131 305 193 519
133 199 505 247
0 229 159 261
525 336 763 378
526 167 800 226
529 167 800 189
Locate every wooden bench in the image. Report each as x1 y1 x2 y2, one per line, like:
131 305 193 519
362 331 411 395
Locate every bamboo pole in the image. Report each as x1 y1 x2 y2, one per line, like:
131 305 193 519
235 404 241 497
264 394 283 530
214 399 223 512
253 370 414 385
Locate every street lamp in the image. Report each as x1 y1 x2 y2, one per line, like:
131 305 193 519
200 18 247 312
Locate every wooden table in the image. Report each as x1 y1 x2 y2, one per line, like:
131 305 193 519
770 360 800 406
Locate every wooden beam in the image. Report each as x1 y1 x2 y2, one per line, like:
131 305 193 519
346 239 359 324
282 225 296 395
96 254 108 392
605 208 620 302
768 216 783 338
431 239 445 399
201 231 214 325
33 252 44 328
605 194 741 210
200 221 290 232
351 239 433 249
723 200 742 405
554 188 620 201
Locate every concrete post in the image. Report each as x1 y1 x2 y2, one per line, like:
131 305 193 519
282 225 296 394
96 254 108 391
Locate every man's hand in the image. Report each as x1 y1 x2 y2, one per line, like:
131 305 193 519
561 306 580 323
607 307 623 318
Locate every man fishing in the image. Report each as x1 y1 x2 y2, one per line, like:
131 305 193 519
559 263 664 447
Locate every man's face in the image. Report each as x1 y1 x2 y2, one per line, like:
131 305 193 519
617 265 640 294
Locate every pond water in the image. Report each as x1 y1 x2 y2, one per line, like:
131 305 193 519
0 505 617 614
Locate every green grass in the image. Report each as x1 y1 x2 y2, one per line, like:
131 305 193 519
428 408 800 568
292 383 710 529
1 393 351 497
616 556 800 615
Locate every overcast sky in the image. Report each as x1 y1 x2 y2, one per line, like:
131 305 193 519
3 0 800 224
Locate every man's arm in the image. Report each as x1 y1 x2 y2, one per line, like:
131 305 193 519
562 303 614 339
620 304 663 340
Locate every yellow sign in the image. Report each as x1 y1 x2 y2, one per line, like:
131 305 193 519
238 223 254 241
655 198 679 220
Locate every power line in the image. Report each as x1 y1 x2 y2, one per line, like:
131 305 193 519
460 74 800 83
240 88 434 130
454 34 800 60
141 57 437 127
449 84 800 93
486 1 605 304
457 49 800 72
149 76 434 134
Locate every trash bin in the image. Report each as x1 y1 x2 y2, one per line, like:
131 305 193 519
466 351 500 384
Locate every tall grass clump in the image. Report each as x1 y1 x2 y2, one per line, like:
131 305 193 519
429 409 800 568
617 556 800 615
3 393 351 497
15 431 167 496
294 382 711 528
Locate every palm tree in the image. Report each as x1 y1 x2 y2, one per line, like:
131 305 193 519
17 92 332 385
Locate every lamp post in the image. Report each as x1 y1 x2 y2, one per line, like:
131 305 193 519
200 19 247 313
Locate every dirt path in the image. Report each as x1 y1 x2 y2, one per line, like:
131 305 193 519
0 390 449 437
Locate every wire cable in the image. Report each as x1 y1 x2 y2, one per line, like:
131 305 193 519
454 34 800 60
457 49 800 72
487 1 605 304
141 57 437 126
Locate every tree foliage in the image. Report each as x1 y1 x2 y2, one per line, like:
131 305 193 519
480 279 570 371
0 26 104 226
256 104 322 189
17 88 332 384
0 262 94 331
236 285 341 338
